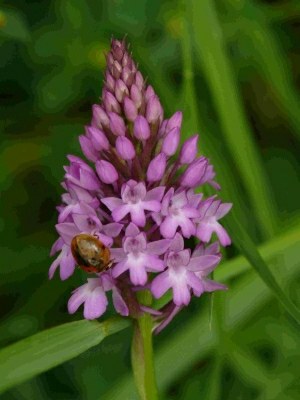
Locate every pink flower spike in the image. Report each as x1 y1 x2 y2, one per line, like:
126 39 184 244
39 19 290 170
50 38 232 326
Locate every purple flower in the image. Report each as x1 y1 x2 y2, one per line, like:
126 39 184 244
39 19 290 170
110 223 171 285
151 234 221 306
195 198 232 246
68 273 129 320
50 38 232 326
153 189 200 239
64 155 100 191
192 242 227 292
102 180 164 227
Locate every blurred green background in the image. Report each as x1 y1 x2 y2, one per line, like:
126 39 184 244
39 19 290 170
1 0 300 399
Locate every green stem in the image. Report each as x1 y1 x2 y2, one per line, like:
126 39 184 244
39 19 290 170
131 291 158 400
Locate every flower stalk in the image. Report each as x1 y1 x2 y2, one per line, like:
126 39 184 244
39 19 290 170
131 291 158 400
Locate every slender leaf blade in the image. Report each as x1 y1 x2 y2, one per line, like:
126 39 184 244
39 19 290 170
227 212 300 324
0 317 130 394
190 0 278 239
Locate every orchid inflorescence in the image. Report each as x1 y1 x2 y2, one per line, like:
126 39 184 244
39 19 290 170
49 38 232 333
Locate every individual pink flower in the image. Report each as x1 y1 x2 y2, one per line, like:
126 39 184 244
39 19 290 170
195 197 232 246
102 180 164 227
110 223 171 285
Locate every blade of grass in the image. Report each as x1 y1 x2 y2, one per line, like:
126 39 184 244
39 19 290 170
190 0 278 239
223 0 300 141
0 317 130 394
179 2 252 236
215 220 300 282
226 211 300 323
102 225 300 399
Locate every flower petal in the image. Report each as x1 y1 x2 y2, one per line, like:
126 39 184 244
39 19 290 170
188 255 221 272
84 286 108 319
151 271 172 299
112 287 129 316
147 239 171 255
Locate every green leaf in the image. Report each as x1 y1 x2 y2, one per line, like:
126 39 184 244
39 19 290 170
227 211 300 324
0 9 30 42
0 317 130 394
190 0 278 239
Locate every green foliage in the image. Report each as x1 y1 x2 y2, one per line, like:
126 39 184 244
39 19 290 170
0 318 129 394
1 0 300 399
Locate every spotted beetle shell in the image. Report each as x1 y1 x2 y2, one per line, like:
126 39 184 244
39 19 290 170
71 234 111 273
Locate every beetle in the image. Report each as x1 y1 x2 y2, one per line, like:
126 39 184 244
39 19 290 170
71 233 112 273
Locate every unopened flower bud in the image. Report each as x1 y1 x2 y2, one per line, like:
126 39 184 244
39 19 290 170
180 157 208 187
87 126 109 151
147 153 167 182
134 116 150 140
115 79 129 102
166 111 182 133
116 136 136 160
96 160 118 184
105 72 115 92
179 135 199 164
122 67 134 86
145 85 155 102
135 71 144 90
92 105 109 129
109 112 126 136
103 90 121 114
146 95 163 124
162 127 180 156
130 84 142 108
124 97 138 121
79 135 98 162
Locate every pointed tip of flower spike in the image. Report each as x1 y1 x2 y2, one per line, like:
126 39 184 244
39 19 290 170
124 96 138 121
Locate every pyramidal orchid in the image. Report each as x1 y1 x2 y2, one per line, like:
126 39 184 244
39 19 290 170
49 38 232 332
